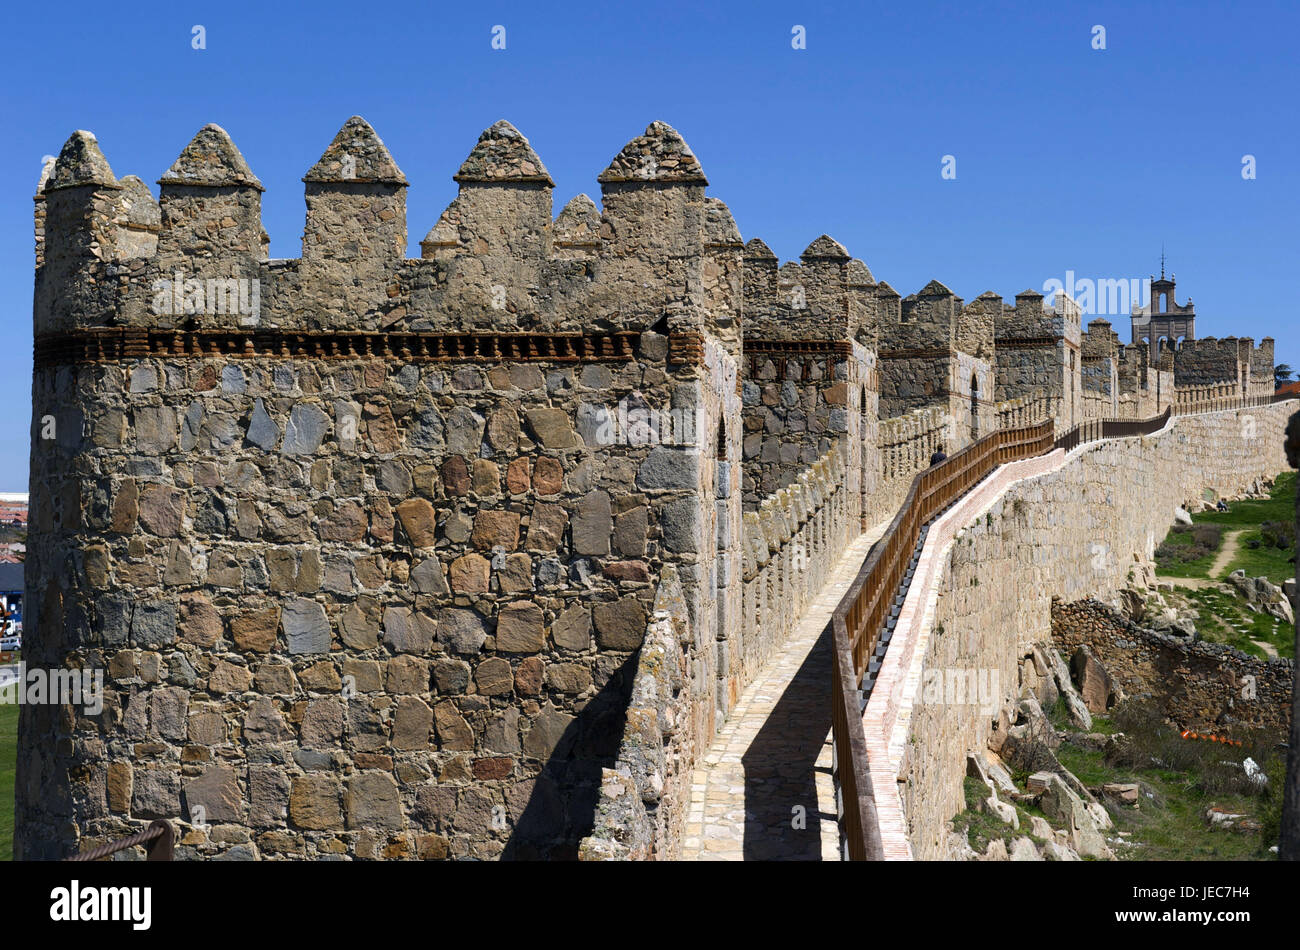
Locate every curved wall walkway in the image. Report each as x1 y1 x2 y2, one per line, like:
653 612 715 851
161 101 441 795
869 401 1295 858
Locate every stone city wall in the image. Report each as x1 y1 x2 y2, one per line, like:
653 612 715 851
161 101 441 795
875 406 951 526
20 118 745 861
892 399 1296 858
577 566 693 860
740 351 857 510
1051 598 1291 735
583 439 850 860
1117 345 1174 420
1081 319 1121 421
739 442 851 688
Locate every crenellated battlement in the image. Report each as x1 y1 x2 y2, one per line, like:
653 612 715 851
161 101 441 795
24 113 1285 863
34 118 747 342
740 235 877 345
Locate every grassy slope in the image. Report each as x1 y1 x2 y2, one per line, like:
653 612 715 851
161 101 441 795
1185 471 1296 584
1155 529 1219 578
1055 742 1276 861
0 691 14 861
1176 586 1294 659
1154 471 1296 657
953 708 1283 861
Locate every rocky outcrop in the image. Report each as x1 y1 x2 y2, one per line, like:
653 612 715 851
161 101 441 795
1071 644 1123 714
1228 571 1296 625
1031 772 1114 860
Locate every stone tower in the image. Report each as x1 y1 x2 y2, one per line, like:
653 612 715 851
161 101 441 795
1131 260 1195 362
19 119 743 860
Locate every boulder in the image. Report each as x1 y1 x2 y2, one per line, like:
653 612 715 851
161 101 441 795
946 830 980 861
1062 731 1112 752
1087 801 1113 831
1036 772 1113 860
1119 588 1147 621
987 702 1014 754
966 753 991 789
1041 839 1081 861
983 795 1019 830
1127 561 1156 591
1102 782 1140 806
1027 644 1060 710
1026 771 1055 793
1008 837 1042 861
1070 645 1120 714
1206 806 1253 831
1243 757 1268 788
1228 571 1295 624
979 839 1009 862
984 757 1019 797
1001 698 1061 769
1045 648 1092 730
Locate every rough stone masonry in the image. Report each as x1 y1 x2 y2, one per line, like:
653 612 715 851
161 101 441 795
19 113 1288 861
22 118 745 860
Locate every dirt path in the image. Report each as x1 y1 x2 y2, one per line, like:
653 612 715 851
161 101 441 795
1158 528 1245 590
1207 528 1246 580
1252 638 1279 659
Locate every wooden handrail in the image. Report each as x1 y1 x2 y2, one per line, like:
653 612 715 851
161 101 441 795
829 418 1052 859
830 392 1273 860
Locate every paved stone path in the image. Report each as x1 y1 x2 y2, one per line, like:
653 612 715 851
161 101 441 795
682 528 884 861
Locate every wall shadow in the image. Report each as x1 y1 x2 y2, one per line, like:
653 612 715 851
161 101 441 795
741 624 834 860
502 651 637 860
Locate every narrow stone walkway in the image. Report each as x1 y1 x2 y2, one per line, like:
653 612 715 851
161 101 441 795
682 527 885 861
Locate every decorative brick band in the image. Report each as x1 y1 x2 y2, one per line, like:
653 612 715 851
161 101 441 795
667 330 704 366
994 335 1081 353
878 347 951 361
33 328 647 368
743 338 866 389
743 338 853 358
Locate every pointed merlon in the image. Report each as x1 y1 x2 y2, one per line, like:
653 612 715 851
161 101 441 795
801 235 850 261
704 198 742 246
1015 288 1043 298
554 194 602 245
918 279 954 296
420 198 463 254
976 291 1002 300
115 176 161 229
453 120 553 185
305 116 406 184
36 155 56 195
597 121 708 184
46 131 117 192
159 124 263 190
847 259 875 286
744 237 777 260
875 280 900 298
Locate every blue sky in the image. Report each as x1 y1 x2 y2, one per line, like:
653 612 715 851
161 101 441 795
2 0 1295 489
